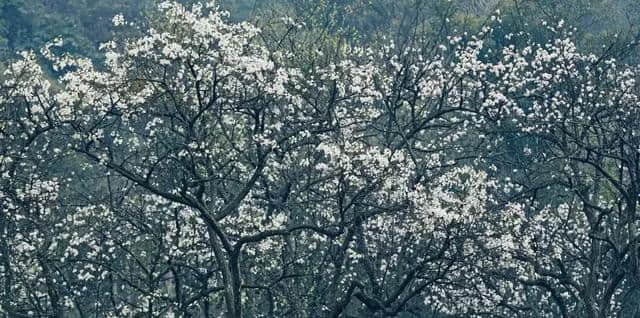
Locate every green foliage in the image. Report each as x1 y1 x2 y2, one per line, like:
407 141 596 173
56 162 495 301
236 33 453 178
4 0 639 62
0 0 153 59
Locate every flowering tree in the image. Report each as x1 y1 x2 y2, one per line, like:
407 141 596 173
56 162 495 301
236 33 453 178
451 23 640 317
2 1 640 318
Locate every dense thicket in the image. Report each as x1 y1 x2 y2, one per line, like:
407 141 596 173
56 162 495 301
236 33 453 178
2 1 640 317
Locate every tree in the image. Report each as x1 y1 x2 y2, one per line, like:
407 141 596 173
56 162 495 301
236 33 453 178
456 23 640 317
3 1 640 317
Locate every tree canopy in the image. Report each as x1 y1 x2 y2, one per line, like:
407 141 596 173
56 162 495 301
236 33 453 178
2 1 640 317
